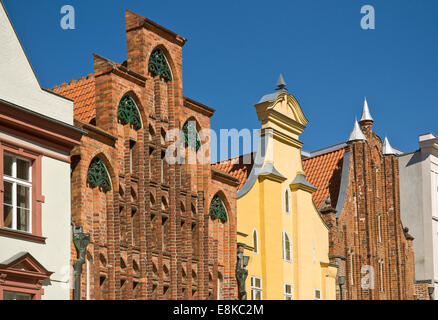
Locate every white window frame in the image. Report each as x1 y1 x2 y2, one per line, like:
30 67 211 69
251 276 262 300
284 283 293 300
3 153 32 233
313 288 321 300
253 228 259 254
283 231 292 263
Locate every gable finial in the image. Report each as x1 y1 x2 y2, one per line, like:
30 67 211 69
360 97 374 123
276 74 287 91
348 118 367 142
382 136 396 155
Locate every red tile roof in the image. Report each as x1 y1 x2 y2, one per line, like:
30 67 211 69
51 74 96 123
302 147 346 209
212 153 255 190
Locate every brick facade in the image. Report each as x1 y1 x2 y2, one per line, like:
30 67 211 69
56 10 238 300
304 119 416 300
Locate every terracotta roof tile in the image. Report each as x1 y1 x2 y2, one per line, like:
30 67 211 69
51 74 96 123
302 147 346 209
212 153 255 190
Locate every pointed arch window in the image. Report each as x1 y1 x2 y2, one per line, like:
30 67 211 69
181 120 201 151
283 231 291 262
209 194 228 223
117 95 142 130
148 48 172 81
253 229 259 254
87 157 112 192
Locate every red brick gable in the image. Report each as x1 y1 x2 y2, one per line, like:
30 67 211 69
60 9 239 301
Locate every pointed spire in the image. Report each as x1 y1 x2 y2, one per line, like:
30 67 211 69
348 119 367 142
382 137 396 155
360 97 374 122
276 74 287 91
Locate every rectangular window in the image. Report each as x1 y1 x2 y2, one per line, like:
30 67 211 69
3 153 32 233
284 283 293 300
3 291 32 300
251 277 262 300
313 289 321 300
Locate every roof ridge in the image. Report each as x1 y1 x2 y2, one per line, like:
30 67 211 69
303 146 346 161
51 73 94 91
213 152 256 166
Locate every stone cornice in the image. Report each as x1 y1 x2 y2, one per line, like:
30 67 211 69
93 53 147 86
211 167 240 187
125 10 187 47
261 127 303 149
0 98 84 153
184 97 215 118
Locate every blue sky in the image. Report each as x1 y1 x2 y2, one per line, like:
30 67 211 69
3 0 438 156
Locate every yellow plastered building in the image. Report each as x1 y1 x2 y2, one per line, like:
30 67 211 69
217 76 337 300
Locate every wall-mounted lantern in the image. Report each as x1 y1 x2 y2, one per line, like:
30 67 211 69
236 243 250 300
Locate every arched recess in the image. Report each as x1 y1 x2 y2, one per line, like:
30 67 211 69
181 117 202 151
87 156 113 192
208 193 229 224
148 47 173 81
117 94 143 130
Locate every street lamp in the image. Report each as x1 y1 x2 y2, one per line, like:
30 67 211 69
236 244 250 300
72 222 90 300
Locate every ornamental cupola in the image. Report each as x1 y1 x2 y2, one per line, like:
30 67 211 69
254 74 309 141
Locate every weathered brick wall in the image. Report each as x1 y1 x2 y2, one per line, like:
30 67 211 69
414 282 432 300
70 10 238 300
327 121 416 300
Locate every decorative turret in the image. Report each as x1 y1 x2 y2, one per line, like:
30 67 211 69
347 119 367 143
382 137 396 155
359 98 374 135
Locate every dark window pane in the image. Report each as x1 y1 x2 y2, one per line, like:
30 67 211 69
3 204 13 228
3 291 32 300
4 181 12 205
17 208 30 232
4 154 13 176
17 159 30 181
17 185 30 209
